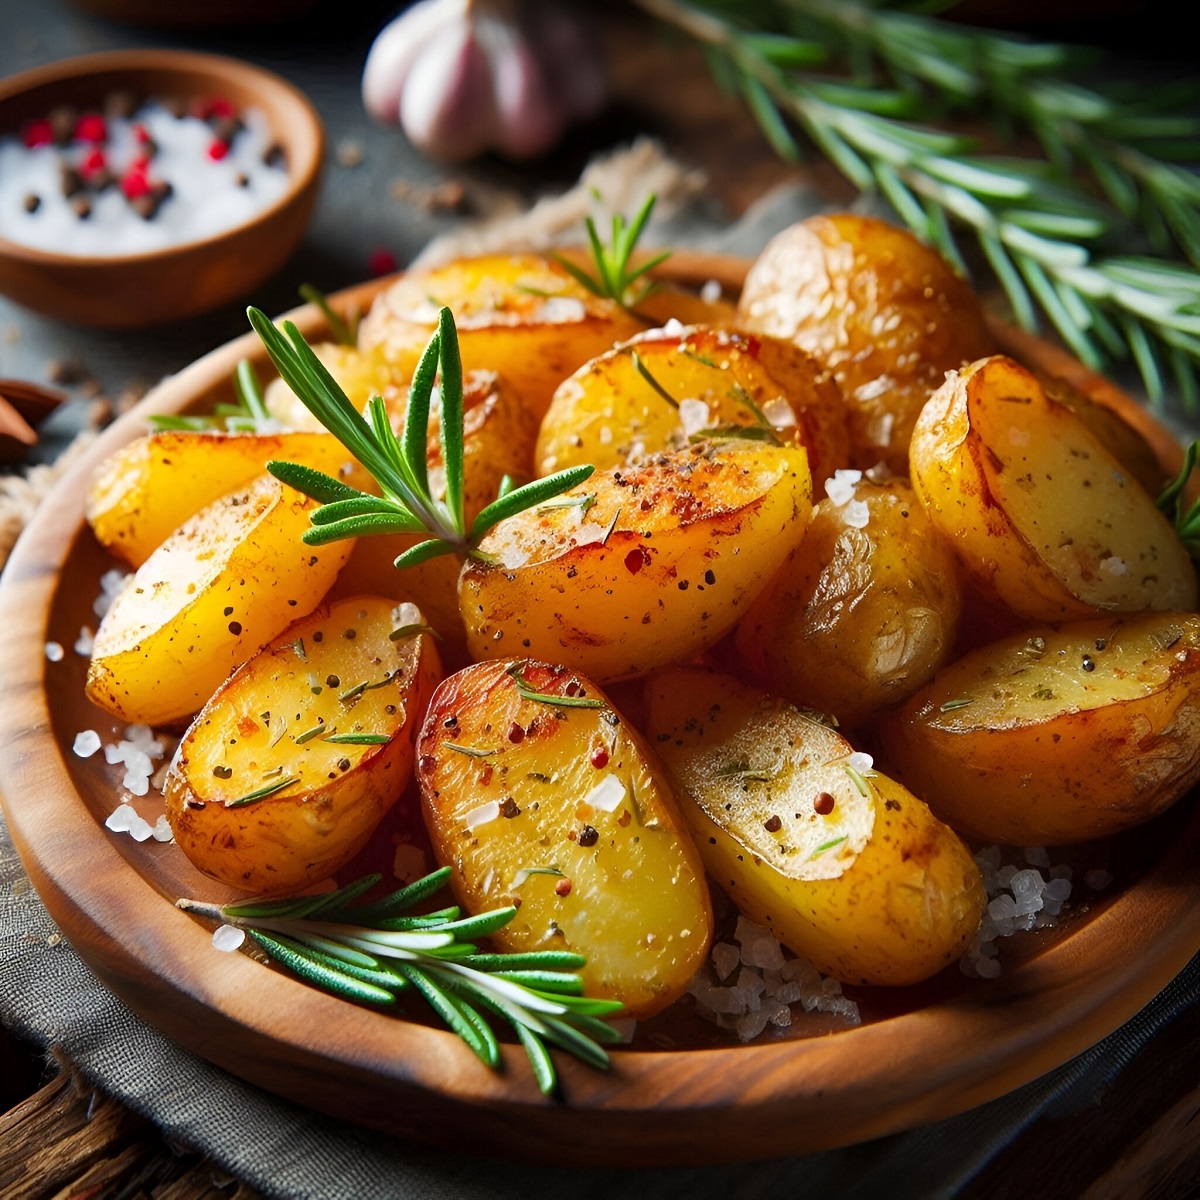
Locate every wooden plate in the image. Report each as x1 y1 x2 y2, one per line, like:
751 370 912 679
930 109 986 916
1 254 1198 1166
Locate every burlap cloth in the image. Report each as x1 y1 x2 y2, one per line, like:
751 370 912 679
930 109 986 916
2 154 1199 1199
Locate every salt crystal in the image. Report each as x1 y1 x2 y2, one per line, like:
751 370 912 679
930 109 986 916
584 774 626 813
1085 868 1113 890
711 941 740 981
127 813 154 841
761 397 797 430
151 815 173 842
678 398 711 436
976 845 1003 870
842 498 870 529
824 468 862 507
1099 556 1130 577
105 805 135 832
74 626 95 656
997 864 1018 888
735 1007 771 1042
975 957 1002 979
742 934 786 971
122 769 150 797
392 842 428 884
465 800 500 829
1044 877 1072 903
1049 863 1074 882
700 986 744 1015
988 894 1017 921
105 743 124 765
44 641 64 662
1011 869 1046 900
768 1001 792 1028
212 925 246 953
847 750 874 774
1022 845 1052 868
700 279 722 304
538 296 587 323
73 730 102 758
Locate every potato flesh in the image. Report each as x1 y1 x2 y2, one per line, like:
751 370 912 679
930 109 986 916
880 614 1200 843
417 660 712 1017
535 325 849 495
459 442 813 681
910 356 1196 621
86 431 360 568
735 480 961 728
165 597 441 893
646 669 984 986
358 254 645 420
87 474 352 726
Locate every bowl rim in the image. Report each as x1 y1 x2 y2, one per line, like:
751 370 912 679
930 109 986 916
0 48 324 267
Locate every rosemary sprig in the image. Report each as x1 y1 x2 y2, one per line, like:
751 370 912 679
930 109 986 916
553 193 672 309
249 306 594 567
298 283 359 347
1157 440 1200 555
178 869 625 1092
149 358 276 434
632 0 1200 409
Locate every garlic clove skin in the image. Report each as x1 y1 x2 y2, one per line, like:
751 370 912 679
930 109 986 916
362 0 606 162
362 0 469 124
401 18 498 161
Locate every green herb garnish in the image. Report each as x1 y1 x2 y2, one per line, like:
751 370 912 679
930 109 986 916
809 835 848 861
249 306 593 569
553 194 671 310
325 732 391 745
939 698 974 712
1158 440 1200 556
631 348 680 408
298 283 359 347
506 663 607 709
226 775 300 808
178 869 624 1093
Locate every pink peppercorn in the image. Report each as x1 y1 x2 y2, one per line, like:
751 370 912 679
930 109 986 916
80 148 107 177
133 123 152 144
121 166 151 199
74 112 107 143
207 139 230 162
368 248 397 276
22 119 54 148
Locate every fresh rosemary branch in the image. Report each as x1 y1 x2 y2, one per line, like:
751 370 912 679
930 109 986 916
1157 440 1200 555
632 0 1200 409
248 305 594 568
149 358 276 434
178 868 625 1092
553 193 672 309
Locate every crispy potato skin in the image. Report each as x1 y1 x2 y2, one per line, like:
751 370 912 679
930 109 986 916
879 614 1200 844
459 442 813 681
358 255 646 420
417 660 712 1017
165 597 441 894
735 480 961 728
645 669 983 985
87 474 352 726
910 356 1196 622
737 214 995 473
86 431 361 568
536 325 850 494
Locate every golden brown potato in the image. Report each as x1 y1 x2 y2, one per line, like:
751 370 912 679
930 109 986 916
263 342 402 431
165 596 441 893
86 431 362 568
879 613 1200 844
357 254 646 420
910 355 1196 623
630 280 737 328
737 214 996 473
734 478 961 728
87 474 352 726
416 659 712 1017
536 325 850 493
645 668 984 985
459 442 812 681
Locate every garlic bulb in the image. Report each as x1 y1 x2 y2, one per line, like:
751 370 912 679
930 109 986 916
362 0 607 161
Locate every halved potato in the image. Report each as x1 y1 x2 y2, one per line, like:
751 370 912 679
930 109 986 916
86 431 361 568
87 474 352 726
536 324 850 493
165 597 441 893
358 254 646 420
879 613 1200 844
645 668 984 986
734 479 961 728
416 659 712 1017
737 214 995 473
459 441 813 681
910 355 1196 622
263 341 401 431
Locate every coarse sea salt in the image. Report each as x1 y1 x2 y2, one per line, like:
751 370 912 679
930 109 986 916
584 774 627 813
824 468 862 507
74 626 95 657
700 279 722 304
212 925 246 953
44 641 64 662
465 800 501 830
73 730 102 758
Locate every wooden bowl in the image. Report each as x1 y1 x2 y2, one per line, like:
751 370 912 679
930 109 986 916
0 51 323 328
1 255 1198 1165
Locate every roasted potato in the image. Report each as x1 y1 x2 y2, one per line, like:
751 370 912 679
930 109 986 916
734 478 962 728
165 597 441 893
358 254 646 420
416 659 712 1017
737 214 996 473
86 431 362 568
910 355 1196 622
535 324 850 493
263 341 401 432
87 474 352 726
645 668 984 985
879 613 1200 844
459 441 813 681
